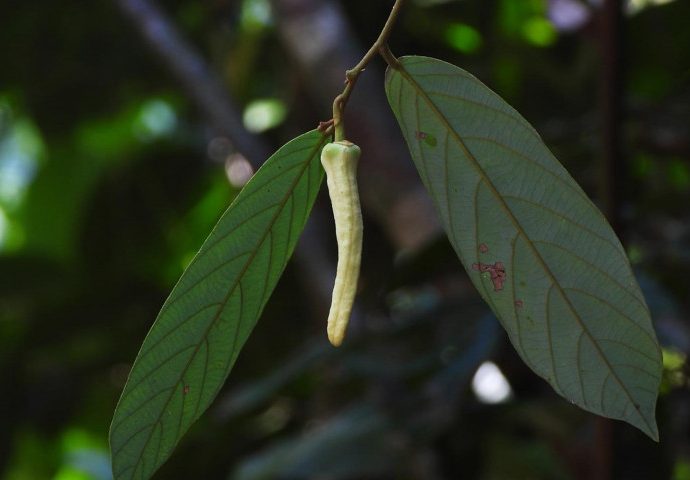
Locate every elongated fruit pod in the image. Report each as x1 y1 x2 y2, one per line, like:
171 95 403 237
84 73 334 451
321 140 363 346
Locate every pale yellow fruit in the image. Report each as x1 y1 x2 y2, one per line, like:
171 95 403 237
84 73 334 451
321 141 363 347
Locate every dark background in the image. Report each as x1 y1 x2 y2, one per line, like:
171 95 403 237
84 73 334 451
1 0 689 478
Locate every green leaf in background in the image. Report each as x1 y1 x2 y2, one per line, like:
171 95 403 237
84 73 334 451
385 56 662 439
109 130 328 479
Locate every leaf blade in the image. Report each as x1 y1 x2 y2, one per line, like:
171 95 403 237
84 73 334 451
385 56 661 439
109 130 328 479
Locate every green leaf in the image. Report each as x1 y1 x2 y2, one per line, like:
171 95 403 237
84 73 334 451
385 56 662 439
109 130 328 479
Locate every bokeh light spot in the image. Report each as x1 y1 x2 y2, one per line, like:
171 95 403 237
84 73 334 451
445 23 483 54
472 361 513 404
134 99 177 140
243 99 287 133
522 17 558 47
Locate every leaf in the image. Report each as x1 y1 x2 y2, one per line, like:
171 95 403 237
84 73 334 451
385 56 662 439
109 130 328 479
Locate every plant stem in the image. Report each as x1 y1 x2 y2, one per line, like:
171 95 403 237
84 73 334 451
331 0 405 141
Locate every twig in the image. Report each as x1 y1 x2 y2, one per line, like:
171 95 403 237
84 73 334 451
273 0 439 250
331 0 406 141
112 0 272 167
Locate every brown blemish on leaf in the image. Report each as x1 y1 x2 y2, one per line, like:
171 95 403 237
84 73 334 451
479 243 489 253
183 385 190 395
415 130 437 147
515 300 523 308
472 261 506 291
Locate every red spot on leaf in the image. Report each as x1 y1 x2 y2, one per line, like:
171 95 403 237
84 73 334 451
415 130 428 140
515 300 523 308
183 385 190 395
479 243 489 253
472 261 506 292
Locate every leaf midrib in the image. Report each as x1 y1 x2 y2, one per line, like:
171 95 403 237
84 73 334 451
113 134 328 478
392 63 655 436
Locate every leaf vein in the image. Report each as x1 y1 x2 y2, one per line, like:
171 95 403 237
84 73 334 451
502 194 622 253
533 240 648 313
462 135 590 204
562 287 658 350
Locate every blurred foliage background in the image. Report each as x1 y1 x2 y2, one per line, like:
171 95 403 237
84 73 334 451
1 0 689 478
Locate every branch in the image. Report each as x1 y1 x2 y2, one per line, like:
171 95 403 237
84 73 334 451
112 0 272 167
331 0 406 140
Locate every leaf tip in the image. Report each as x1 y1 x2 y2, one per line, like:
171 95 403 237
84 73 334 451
625 398 660 442
640 422 660 442
639 411 660 442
